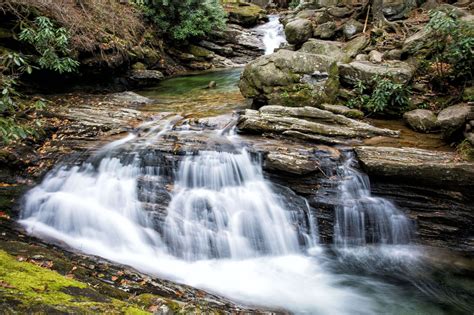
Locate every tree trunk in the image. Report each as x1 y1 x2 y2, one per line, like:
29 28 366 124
371 0 387 28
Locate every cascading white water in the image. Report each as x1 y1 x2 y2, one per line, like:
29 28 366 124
164 150 310 260
334 153 413 248
20 157 164 257
19 139 380 314
254 15 287 55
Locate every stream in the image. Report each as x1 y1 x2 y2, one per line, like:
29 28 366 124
16 18 474 315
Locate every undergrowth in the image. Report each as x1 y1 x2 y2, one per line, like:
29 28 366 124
347 76 411 115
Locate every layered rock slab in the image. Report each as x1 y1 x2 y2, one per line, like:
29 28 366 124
237 105 399 144
355 146 474 188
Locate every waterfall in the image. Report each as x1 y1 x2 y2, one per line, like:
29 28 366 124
164 150 313 260
334 153 414 248
254 15 287 55
18 138 377 314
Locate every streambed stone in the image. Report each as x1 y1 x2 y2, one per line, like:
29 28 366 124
237 105 399 144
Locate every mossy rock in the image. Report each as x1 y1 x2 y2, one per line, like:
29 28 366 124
226 3 267 27
0 250 149 314
188 45 215 60
463 86 474 102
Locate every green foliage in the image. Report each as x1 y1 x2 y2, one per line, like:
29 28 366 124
19 16 79 74
0 52 45 144
425 10 474 84
347 77 411 115
289 0 300 9
134 0 226 41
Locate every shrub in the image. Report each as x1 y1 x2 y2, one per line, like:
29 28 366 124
347 77 411 115
0 53 45 144
425 10 474 85
289 0 300 9
19 16 79 74
135 0 227 41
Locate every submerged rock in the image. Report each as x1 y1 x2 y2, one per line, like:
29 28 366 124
237 105 399 144
403 109 438 133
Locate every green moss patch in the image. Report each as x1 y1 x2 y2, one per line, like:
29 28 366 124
0 250 149 314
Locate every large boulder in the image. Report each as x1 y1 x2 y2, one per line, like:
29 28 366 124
239 49 339 106
437 104 474 139
285 19 313 45
403 109 438 133
237 105 399 144
299 39 349 63
314 21 337 39
339 61 415 85
402 28 435 57
226 3 267 27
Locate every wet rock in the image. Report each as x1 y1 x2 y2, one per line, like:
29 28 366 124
299 39 349 63
368 50 383 64
264 152 320 175
355 146 474 188
342 19 364 39
285 19 313 45
313 21 337 39
403 109 438 133
237 105 399 144
339 61 415 85
322 104 364 119
239 49 339 106
110 91 154 105
437 104 474 139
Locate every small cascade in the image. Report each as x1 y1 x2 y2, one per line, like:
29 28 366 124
20 157 163 257
164 150 315 260
254 15 287 55
334 153 414 248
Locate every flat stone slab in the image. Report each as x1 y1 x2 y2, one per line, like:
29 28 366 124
237 105 399 144
355 146 474 188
